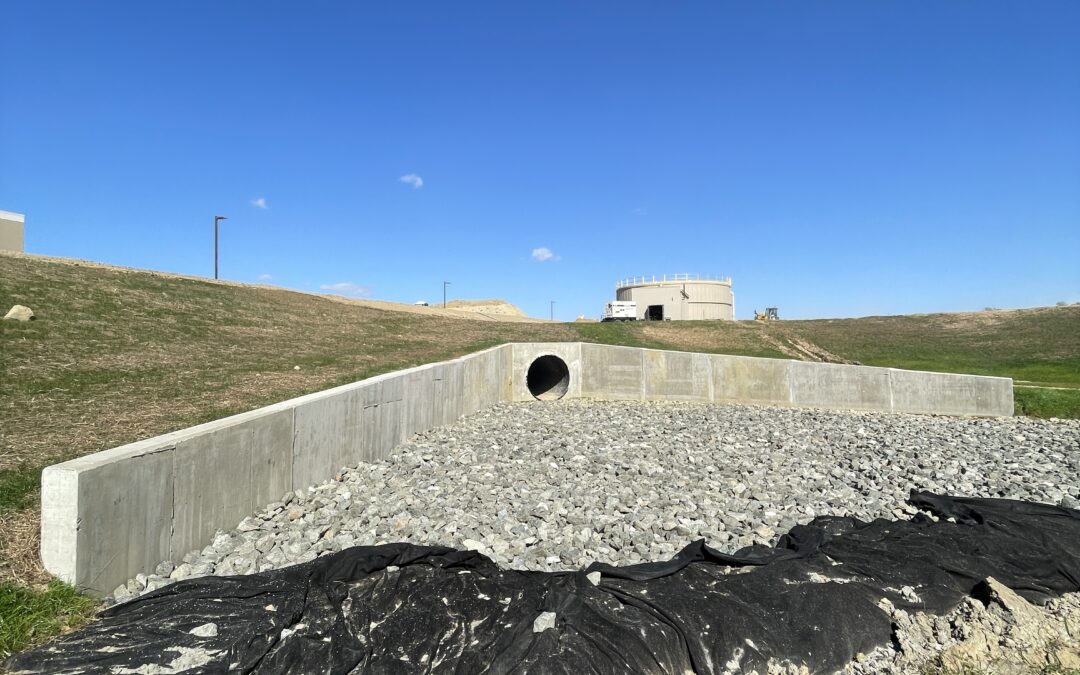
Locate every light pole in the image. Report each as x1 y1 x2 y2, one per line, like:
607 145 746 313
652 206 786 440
214 215 227 280
550 300 555 321
443 281 450 308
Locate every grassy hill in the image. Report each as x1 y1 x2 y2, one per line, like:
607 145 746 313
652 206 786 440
576 309 1080 417
1 252 1078 655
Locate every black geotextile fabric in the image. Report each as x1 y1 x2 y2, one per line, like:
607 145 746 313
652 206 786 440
8 492 1080 674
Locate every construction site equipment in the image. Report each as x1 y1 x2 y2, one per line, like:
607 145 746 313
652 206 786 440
602 301 638 322
755 308 780 321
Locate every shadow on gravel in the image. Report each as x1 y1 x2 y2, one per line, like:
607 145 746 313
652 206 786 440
7 492 1080 674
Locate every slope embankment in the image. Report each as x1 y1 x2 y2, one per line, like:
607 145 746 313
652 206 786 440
1 252 1077 657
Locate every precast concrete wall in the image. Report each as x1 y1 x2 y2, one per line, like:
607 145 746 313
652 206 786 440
41 342 1011 595
41 345 512 595
519 344 1011 416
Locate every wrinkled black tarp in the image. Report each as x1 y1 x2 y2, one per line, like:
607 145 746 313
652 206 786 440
8 492 1080 674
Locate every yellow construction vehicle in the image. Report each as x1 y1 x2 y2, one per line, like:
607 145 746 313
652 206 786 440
754 308 779 321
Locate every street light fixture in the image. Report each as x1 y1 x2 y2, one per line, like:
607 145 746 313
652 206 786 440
214 215 228 280
443 281 451 308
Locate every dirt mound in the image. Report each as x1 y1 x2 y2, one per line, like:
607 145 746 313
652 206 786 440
445 299 526 317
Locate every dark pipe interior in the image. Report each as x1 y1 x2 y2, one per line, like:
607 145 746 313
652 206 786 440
526 355 570 401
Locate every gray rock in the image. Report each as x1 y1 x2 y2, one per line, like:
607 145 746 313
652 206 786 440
112 399 1079 627
237 517 262 532
3 305 34 321
533 611 557 633
170 563 192 581
111 583 134 604
189 622 218 637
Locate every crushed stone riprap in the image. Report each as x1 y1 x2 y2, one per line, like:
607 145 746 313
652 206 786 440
113 400 1080 602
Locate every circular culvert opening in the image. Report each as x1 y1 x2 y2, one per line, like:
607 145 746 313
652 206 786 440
527 355 570 401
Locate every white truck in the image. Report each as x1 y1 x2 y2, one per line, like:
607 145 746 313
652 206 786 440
602 300 638 322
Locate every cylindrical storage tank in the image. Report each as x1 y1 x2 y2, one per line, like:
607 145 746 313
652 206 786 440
615 275 734 320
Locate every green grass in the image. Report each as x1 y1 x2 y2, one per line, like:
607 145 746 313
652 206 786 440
572 320 791 359
0 581 98 659
774 312 1080 385
572 321 672 349
0 465 42 514
1015 387 1080 419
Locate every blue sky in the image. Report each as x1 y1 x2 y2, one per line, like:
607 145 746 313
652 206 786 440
2 2 1078 320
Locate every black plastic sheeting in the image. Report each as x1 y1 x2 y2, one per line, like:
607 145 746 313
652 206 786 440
8 492 1080 674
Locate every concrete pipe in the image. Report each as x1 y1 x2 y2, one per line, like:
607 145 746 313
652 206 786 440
526 355 570 401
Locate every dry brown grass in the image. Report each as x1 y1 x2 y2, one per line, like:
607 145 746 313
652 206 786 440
0 254 575 473
637 320 788 357
0 505 47 587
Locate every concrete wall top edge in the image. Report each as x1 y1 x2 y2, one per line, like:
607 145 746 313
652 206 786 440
884 366 1013 384
46 342 1013 475
48 344 512 475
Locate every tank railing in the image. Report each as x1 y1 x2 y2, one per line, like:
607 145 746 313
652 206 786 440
615 274 731 289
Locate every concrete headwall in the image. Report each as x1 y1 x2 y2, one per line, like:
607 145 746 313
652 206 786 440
41 342 1011 595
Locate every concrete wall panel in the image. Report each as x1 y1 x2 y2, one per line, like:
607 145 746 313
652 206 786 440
499 343 514 401
644 349 711 401
889 369 1013 417
712 354 793 405
292 387 362 490
790 361 892 411
434 361 465 427
580 343 644 399
462 348 504 415
172 410 292 559
358 376 406 463
511 343 582 401
77 447 174 595
400 360 464 437
975 376 1015 417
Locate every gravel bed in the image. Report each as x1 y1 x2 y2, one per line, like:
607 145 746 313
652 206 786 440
114 400 1080 603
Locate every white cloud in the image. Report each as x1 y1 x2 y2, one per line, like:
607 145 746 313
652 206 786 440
399 174 424 189
251 197 268 209
257 273 273 282
320 282 371 296
532 247 557 262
